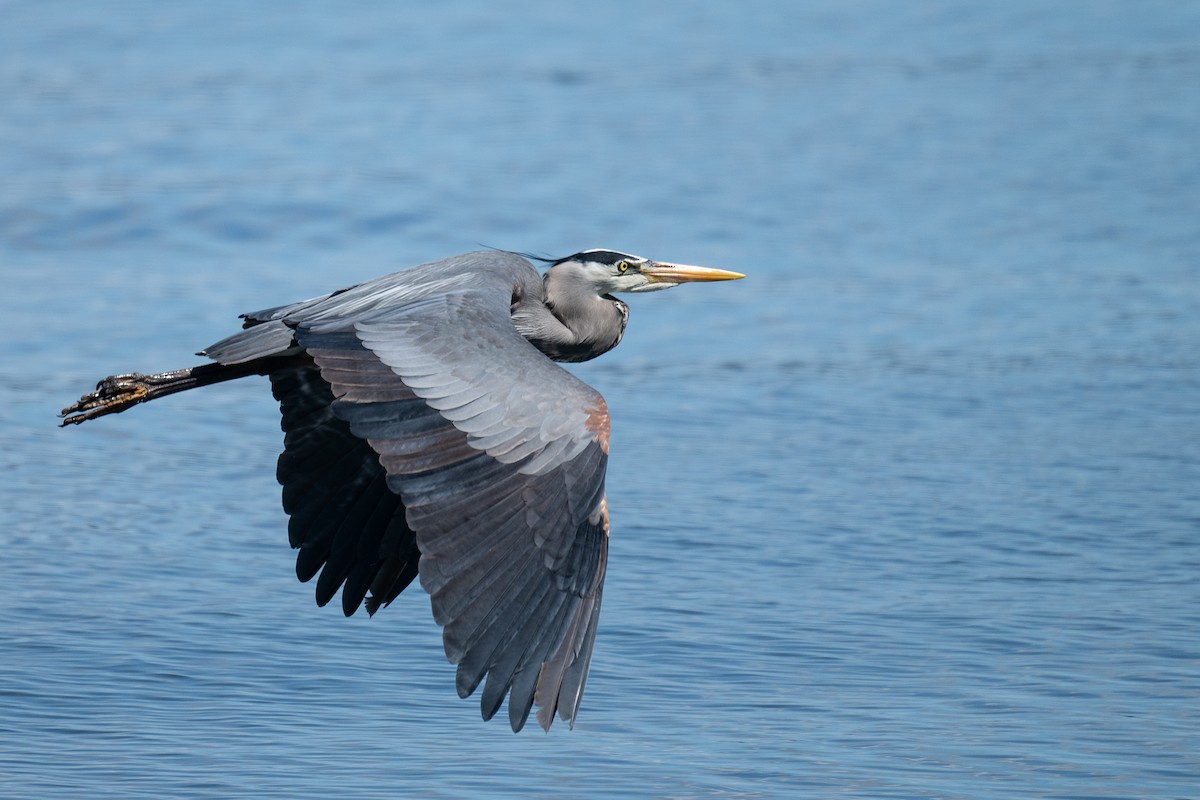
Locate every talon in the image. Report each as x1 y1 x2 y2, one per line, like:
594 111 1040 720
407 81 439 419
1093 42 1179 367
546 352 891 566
60 374 152 426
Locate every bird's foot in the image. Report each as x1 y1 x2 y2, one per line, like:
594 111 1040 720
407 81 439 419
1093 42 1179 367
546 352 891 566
60 373 156 426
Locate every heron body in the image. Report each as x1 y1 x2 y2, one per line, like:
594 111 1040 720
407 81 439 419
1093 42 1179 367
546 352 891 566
61 249 743 732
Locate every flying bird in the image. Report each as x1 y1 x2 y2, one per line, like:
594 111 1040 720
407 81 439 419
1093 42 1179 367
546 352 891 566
61 249 744 731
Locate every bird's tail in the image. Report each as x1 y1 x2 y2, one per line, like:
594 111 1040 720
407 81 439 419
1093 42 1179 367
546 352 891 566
59 357 294 426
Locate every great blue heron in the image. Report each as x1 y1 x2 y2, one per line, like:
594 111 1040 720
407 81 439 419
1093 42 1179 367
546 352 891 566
61 249 744 732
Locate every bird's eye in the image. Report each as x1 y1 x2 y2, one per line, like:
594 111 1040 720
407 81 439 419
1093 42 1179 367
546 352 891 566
617 261 630 273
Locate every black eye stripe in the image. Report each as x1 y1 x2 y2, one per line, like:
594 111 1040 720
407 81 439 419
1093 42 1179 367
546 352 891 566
587 251 626 265
568 250 634 266
545 249 645 267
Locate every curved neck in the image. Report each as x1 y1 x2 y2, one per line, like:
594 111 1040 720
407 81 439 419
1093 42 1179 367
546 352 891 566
512 265 628 363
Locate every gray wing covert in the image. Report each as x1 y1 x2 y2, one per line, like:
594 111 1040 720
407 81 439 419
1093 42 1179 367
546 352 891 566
289 267 611 732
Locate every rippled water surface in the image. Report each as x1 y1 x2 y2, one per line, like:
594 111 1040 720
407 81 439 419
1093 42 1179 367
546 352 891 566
3 2 1198 798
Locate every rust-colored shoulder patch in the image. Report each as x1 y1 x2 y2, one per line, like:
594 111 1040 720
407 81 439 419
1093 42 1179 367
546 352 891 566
583 399 610 454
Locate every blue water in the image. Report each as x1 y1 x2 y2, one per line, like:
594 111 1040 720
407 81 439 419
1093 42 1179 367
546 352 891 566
3 2 1198 797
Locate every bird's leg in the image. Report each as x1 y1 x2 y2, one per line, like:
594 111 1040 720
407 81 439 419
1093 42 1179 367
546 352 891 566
60 368 208 425
59 357 302 426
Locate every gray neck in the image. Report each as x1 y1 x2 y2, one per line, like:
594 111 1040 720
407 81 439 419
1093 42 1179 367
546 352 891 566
512 264 628 363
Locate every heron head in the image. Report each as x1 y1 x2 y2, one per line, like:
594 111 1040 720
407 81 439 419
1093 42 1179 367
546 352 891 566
554 249 745 294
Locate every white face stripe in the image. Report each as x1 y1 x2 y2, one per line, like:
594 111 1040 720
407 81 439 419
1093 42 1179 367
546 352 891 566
553 251 676 294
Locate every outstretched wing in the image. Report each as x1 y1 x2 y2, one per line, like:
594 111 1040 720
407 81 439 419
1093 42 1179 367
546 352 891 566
268 254 611 732
269 363 420 618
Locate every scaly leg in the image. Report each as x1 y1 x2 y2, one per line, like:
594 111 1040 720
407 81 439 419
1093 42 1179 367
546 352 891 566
60 358 302 426
61 370 198 425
